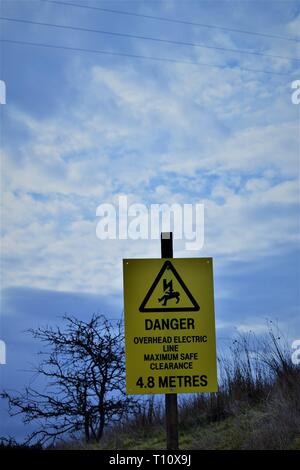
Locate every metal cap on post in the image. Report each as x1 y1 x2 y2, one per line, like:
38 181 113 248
161 231 173 258
160 232 179 451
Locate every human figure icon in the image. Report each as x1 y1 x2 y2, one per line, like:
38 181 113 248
158 279 180 306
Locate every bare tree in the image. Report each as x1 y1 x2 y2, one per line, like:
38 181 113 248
1 314 136 446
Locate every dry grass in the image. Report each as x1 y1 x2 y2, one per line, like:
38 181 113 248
55 327 300 450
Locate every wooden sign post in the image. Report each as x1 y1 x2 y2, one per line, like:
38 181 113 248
161 232 179 451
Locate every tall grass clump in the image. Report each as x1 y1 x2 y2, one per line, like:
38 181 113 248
179 325 300 449
55 325 300 449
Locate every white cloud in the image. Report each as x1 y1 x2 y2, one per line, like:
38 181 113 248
287 14 300 38
1 42 299 293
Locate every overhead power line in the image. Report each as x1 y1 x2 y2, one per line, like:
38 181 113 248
1 16 299 63
0 38 290 76
41 0 300 43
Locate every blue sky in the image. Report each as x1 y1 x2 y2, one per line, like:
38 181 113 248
0 0 299 442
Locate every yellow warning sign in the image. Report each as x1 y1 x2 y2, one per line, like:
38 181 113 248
123 258 218 395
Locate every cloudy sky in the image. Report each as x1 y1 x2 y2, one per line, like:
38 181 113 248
0 0 299 441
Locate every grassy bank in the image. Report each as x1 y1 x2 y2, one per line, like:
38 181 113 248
59 329 300 450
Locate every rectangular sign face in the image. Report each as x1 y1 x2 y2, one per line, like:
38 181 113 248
123 258 217 395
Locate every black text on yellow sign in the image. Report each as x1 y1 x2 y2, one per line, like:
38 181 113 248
123 258 218 394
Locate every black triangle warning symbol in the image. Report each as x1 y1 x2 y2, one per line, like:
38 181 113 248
139 260 200 313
